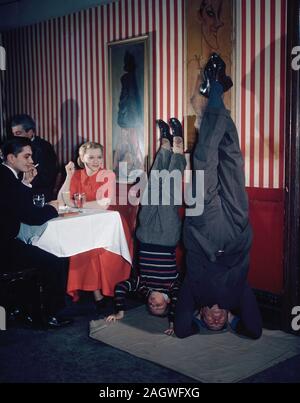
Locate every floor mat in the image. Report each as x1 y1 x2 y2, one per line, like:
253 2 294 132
89 306 300 383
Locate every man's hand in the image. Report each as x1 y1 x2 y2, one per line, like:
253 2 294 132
47 200 59 212
22 165 38 185
105 311 125 323
164 322 174 336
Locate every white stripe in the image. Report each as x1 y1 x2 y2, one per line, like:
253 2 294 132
141 274 177 278
162 0 167 119
170 0 175 118
155 0 160 126
103 5 108 147
80 10 86 141
235 0 241 139
121 0 126 38
41 23 47 140
254 0 261 187
140 251 174 255
128 0 132 37
177 0 183 120
65 16 71 162
98 7 104 145
45 22 51 142
141 0 146 34
70 14 77 160
244 0 251 186
115 1 120 40
273 0 281 189
134 0 139 37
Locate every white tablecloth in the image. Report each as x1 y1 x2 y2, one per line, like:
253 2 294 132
19 209 132 263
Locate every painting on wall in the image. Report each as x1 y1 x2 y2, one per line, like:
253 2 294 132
107 35 149 183
185 0 233 150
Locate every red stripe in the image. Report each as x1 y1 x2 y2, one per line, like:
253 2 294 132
241 0 246 158
96 7 101 147
279 0 286 188
89 10 95 144
259 0 266 187
145 0 149 34
63 16 69 163
138 0 142 34
102 6 107 161
152 2 157 157
174 0 179 118
112 2 116 41
43 23 49 143
34 24 40 130
118 1 122 40
39 24 45 142
166 0 171 120
50 21 54 152
125 0 129 38
131 0 136 36
249 0 256 187
159 0 163 120
70 14 75 160
269 0 276 188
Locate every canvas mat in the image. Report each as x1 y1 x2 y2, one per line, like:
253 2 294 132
89 306 300 383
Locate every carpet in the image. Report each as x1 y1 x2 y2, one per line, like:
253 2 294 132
89 306 300 383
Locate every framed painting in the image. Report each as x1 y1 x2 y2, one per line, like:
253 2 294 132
107 35 149 183
185 0 233 150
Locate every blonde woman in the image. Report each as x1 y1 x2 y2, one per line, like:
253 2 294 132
58 142 132 311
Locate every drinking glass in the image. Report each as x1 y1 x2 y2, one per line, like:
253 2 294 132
33 194 45 208
73 193 86 209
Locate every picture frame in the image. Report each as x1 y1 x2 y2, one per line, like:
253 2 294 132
185 0 233 151
107 35 149 183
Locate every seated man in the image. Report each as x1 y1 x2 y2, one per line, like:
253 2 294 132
11 114 58 201
175 53 262 340
0 137 72 328
106 118 186 335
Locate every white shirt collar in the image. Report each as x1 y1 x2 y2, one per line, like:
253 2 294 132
2 163 19 179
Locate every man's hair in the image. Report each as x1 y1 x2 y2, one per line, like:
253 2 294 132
11 114 36 133
1 137 32 161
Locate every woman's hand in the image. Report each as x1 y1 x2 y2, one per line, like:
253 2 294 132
105 311 125 323
65 161 75 177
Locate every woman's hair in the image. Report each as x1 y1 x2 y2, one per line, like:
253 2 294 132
77 141 104 168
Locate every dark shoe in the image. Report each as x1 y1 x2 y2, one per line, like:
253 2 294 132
200 53 233 97
46 315 73 329
95 298 107 314
156 119 173 146
168 117 183 138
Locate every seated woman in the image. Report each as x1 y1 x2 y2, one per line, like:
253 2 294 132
58 141 132 311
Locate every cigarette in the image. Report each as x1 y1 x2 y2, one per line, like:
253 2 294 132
34 163 39 168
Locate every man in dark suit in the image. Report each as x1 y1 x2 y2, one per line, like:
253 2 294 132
174 54 262 340
11 114 58 201
0 137 72 328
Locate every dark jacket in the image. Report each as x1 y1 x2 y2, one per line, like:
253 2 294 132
30 136 58 201
0 164 58 257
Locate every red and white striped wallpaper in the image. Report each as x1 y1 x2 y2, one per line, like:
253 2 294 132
3 0 185 166
2 0 287 189
235 0 287 189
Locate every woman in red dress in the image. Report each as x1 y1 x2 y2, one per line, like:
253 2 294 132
58 142 132 311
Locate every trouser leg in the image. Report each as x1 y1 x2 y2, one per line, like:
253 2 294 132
7 239 68 316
